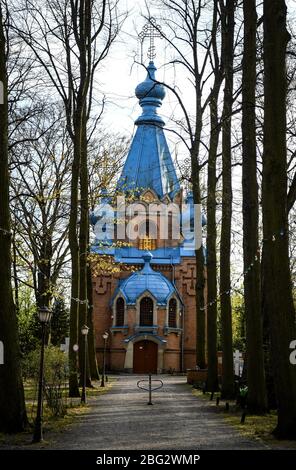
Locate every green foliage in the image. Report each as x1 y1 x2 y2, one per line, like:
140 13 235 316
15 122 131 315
232 293 246 351
22 345 68 382
17 286 70 353
217 292 246 352
22 346 69 417
16 285 39 355
50 299 70 347
217 303 222 350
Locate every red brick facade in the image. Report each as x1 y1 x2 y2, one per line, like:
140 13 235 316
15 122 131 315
93 255 201 373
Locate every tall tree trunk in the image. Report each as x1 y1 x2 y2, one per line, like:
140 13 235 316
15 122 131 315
87 264 100 380
242 0 267 413
35 245 53 345
0 5 28 432
192 136 206 369
160 0 213 369
78 111 92 387
12 226 20 316
68 126 81 397
262 0 296 438
69 0 92 397
219 0 235 399
206 0 223 392
206 99 219 390
36 237 52 310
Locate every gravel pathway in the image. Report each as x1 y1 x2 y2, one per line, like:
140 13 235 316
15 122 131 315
47 375 267 450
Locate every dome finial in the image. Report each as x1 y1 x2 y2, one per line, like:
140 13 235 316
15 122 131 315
143 251 153 264
142 251 154 273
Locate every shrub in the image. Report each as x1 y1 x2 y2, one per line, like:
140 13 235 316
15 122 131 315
22 345 69 417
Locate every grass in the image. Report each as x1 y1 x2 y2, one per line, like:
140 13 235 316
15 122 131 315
191 386 296 449
0 377 116 448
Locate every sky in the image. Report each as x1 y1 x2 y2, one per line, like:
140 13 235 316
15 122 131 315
98 0 197 146
98 0 159 135
100 0 296 140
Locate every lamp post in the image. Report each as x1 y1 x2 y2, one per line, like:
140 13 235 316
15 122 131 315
81 325 89 404
32 306 52 443
100 332 109 387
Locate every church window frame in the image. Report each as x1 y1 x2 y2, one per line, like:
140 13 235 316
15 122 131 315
136 292 157 326
112 294 127 328
166 295 180 329
168 298 177 328
115 297 125 326
139 296 154 326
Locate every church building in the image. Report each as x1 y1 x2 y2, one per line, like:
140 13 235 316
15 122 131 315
91 61 201 374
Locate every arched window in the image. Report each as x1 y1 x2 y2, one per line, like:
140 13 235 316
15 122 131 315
168 298 177 328
140 297 154 326
116 298 125 326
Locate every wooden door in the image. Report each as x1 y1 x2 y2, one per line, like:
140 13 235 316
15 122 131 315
133 340 158 374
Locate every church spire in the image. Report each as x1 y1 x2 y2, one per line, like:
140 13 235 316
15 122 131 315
135 18 165 127
117 20 180 199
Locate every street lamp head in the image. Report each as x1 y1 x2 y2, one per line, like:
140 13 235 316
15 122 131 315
38 306 52 324
81 325 89 336
102 332 109 340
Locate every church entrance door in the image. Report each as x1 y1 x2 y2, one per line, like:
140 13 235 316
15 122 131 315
133 340 158 374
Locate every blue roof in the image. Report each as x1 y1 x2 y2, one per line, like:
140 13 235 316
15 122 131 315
117 61 180 199
115 252 176 305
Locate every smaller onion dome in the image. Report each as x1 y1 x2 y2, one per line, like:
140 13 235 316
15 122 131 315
116 252 176 305
90 189 114 245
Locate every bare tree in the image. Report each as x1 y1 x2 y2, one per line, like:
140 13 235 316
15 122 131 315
242 0 267 413
0 0 27 432
149 0 218 368
206 0 223 392
14 0 124 395
10 112 71 312
262 0 296 438
219 0 236 399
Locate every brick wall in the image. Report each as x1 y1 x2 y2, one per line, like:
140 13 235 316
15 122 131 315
92 253 205 373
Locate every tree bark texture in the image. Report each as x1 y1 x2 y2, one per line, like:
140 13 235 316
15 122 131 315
262 0 296 438
242 0 267 413
0 5 28 432
206 0 223 392
219 0 235 399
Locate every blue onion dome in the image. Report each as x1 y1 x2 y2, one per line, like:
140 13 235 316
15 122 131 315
135 61 166 102
118 252 176 305
135 62 166 127
90 188 112 226
182 192 207 228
